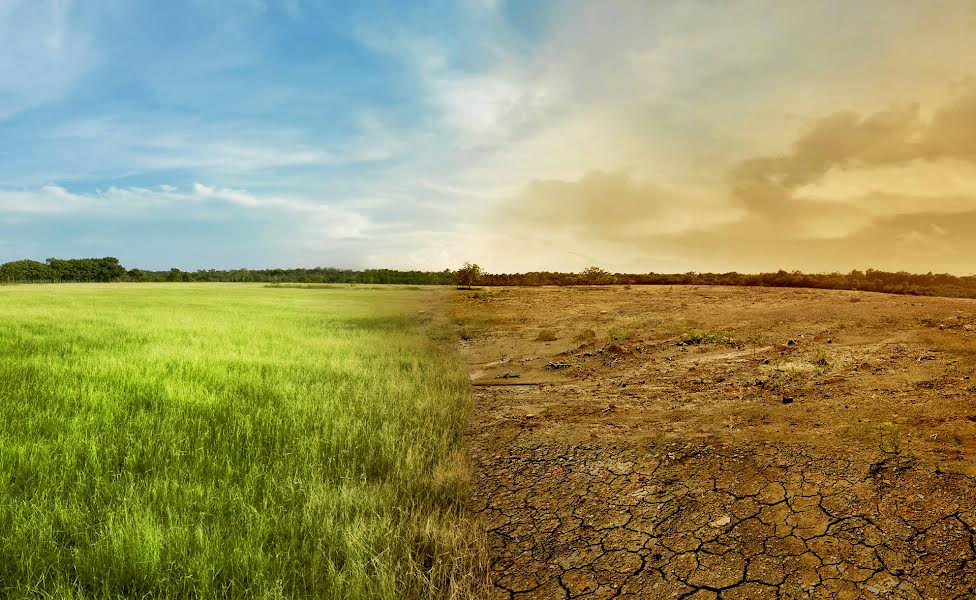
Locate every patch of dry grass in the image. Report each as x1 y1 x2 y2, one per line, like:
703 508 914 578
918 330 976 354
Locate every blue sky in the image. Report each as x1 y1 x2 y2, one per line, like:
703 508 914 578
3 1 976 273
0 0 553 269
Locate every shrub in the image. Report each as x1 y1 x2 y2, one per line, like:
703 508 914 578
574 329 597 343
535 329 558 342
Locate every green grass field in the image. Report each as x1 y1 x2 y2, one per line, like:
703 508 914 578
0 284 477 599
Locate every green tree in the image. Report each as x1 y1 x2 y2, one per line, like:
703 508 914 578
0 260 56 282
454 262 483 289
166 268 188 282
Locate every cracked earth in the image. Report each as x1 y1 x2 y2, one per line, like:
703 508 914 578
452 286 976 598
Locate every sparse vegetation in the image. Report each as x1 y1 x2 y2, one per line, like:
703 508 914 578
918 330 976 354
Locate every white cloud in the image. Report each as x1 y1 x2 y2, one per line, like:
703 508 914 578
0 184 95 214
0 0 94 118
0 183 369 240
13 115 411 188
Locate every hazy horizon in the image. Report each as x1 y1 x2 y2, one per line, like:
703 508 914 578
3 1 976 274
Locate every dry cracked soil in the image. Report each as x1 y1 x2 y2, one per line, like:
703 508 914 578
450 285 976 599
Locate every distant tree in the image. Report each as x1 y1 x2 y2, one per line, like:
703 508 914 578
455 262 483 289
578 266 613 285
166 268 188 282
0 259 55 282
230 268 252 282
46 257 125 282
127 268 148 282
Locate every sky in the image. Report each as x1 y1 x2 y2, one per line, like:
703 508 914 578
3 1 976 274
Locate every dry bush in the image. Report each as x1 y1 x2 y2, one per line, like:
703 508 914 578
535 329 558 342
574 329 597 343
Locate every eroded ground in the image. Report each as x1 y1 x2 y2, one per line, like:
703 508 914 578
452 286 976 599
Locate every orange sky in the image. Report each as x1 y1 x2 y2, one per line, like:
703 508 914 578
459 2 976 274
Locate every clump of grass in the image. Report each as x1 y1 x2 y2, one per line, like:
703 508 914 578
607 326 638 342
809 350 831 374
0 283 481 599
763 366 809 392
535 329 558 342
676 329 741 348
745 332 770 347
573 329 597 343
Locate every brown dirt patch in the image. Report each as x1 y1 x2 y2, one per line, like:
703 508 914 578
453 285 976 598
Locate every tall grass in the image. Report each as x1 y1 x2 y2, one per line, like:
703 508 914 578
0 284 478 599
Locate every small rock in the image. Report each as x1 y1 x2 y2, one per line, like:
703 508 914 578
546 361 571 370
709 515 731 527
495 372 521 379
866 585 881 595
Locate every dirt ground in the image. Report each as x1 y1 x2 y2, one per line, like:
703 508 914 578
451 285 976 599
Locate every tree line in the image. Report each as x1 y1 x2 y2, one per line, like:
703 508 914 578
471 266 976 299
4 257 976 301
0 258 127 283
0 258 455 285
